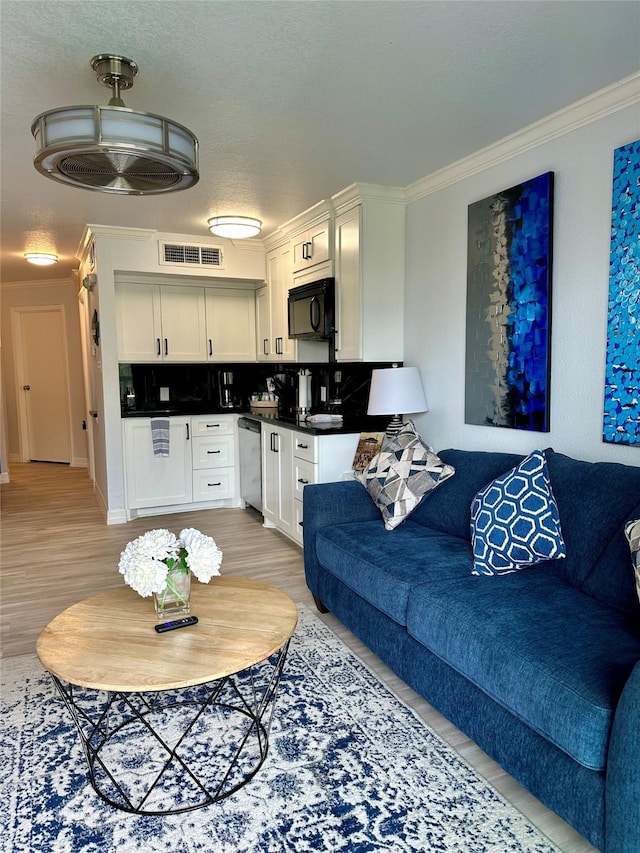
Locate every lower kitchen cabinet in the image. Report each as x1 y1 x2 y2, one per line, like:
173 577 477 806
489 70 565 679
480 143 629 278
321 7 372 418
261 424 295 536
123 417 192 510
123 414 238 518
262 423 359 545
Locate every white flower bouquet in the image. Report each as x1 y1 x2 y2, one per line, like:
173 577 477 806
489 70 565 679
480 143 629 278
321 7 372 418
118 527 223 604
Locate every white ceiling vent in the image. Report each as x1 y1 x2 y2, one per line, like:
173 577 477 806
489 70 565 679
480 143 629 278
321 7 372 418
159 242 224 269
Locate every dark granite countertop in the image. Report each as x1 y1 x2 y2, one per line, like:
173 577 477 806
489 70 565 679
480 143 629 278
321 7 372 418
121 407 387 436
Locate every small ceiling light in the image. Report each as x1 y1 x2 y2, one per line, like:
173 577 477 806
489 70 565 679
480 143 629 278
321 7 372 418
25 252 58 266
31 54 199 195
208 216 262 239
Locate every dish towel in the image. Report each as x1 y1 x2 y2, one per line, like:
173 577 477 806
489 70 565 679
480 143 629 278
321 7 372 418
150 418 170 457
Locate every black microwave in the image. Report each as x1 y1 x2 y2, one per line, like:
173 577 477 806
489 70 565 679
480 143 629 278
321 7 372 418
287 278 335 341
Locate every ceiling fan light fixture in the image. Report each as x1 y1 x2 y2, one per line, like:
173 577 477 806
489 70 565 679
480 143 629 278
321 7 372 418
24 252 58 266
30 54 199 195
208 216 262 239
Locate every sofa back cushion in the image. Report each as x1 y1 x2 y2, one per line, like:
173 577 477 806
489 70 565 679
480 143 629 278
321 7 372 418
409 449 524 540
544 451 640 619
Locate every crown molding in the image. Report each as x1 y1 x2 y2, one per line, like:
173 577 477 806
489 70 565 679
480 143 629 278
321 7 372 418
406 73 640 202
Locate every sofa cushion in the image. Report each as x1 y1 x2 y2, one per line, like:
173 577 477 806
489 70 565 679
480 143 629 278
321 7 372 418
470 449 566 575
359 422 455 530
406 570 640 770
543 452 640 618
409 449 525 539
626 518 640 604
315 520 474 625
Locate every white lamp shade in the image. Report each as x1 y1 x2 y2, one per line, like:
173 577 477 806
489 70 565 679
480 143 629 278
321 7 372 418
367 366 428 416
24 252 58 266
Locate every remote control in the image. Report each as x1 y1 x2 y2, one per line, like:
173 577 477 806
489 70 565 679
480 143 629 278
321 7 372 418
154 616 199 633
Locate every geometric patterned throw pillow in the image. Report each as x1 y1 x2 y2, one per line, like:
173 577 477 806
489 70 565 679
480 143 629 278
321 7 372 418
470 449 567 576
359 421 455 531
625 518 640 605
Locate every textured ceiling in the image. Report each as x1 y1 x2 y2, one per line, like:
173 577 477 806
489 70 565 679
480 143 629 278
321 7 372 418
1 0 639 283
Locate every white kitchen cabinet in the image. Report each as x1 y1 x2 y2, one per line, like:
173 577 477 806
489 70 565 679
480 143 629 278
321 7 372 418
291 430 360 546
116 281 207 362
261 422 359 546
261 423 294 536
123 414 237 516
292 220 331 273
123 417 192 510
205 288 256 362
332 186 406 362
257 243 295 361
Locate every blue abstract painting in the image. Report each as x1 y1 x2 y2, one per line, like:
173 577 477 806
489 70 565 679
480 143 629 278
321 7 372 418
603 140 640 446
465 172 554 432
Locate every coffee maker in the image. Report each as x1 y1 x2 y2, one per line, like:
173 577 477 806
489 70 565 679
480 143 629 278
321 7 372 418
218 371 235 408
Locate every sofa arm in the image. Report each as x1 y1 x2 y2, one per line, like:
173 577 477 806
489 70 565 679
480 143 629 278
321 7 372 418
605 659 640 853
302 480 379 599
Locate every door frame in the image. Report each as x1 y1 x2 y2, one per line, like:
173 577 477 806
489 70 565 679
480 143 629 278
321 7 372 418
11 304 73 463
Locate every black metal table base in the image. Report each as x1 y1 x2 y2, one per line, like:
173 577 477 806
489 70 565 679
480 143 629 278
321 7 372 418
48 641 291 814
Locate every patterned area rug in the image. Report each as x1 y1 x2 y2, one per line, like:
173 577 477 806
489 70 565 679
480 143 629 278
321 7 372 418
1 605 559 852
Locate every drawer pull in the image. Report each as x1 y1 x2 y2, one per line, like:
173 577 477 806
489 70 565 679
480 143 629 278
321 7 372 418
297 478 310 484
207 450 221 454
297 443 309 449
208 482 222 487
298 521 304 527
206 424 220 429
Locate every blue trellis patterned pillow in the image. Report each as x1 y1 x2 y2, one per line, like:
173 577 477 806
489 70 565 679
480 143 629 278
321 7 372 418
470 449 567 576
625 519 640 605
359 421 455 530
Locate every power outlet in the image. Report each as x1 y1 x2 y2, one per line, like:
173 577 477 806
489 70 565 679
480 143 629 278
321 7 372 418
160 387 170 402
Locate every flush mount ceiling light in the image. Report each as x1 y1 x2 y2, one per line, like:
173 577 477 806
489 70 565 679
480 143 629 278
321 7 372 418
208 216 262 239
24 252 58 266
30 54 199 195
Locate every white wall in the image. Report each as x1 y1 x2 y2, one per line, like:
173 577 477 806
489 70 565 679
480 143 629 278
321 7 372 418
405 102 639 467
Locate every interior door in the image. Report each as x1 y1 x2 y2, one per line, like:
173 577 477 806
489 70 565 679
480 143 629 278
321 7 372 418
13 306 71 463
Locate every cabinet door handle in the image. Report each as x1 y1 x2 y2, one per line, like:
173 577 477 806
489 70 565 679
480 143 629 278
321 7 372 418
156 338 161 356
208 482 222 487
263 338 269 355
209 339 213 356
164 338 168 356
276 336 283 355
207 450 221 454
297 478 310 485
298 520 304 528
271 432 278 452
186 423 190 440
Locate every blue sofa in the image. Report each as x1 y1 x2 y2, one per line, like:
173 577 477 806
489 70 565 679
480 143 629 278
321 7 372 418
303 449 640 853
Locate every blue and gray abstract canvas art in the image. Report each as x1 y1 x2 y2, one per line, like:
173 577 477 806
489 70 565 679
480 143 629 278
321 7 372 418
603 140 640 446
465 172 554 432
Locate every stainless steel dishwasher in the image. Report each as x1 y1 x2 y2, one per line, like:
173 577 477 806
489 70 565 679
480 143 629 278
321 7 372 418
238 417 262 513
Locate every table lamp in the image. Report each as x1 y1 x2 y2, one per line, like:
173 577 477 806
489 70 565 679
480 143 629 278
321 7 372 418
367 365 428 437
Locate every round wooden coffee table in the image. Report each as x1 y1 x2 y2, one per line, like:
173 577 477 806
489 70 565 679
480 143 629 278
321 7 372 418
36 576 298 814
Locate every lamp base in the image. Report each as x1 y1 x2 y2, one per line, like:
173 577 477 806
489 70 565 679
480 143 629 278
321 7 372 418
385 415 404 438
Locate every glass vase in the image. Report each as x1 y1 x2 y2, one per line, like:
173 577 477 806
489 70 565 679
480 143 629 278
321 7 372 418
154 567 191 617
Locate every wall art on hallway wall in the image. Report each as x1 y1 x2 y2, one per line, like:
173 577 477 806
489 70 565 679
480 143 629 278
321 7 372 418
465 171 554 432
603 139 640 446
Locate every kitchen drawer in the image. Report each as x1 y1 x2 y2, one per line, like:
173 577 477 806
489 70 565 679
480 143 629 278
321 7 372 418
293 432 316 463
192 467 236 502
191 415 234 437
293 498 304 545
192 435 234 469
293 458 317 500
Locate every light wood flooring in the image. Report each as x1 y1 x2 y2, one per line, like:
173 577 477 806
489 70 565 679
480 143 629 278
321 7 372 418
1 462 596 852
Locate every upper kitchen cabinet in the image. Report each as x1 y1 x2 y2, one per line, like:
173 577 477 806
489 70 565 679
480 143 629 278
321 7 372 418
116 280 207 362
258 242 295 361
332 184 406 362
291 220 331 273
205 288 256 362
